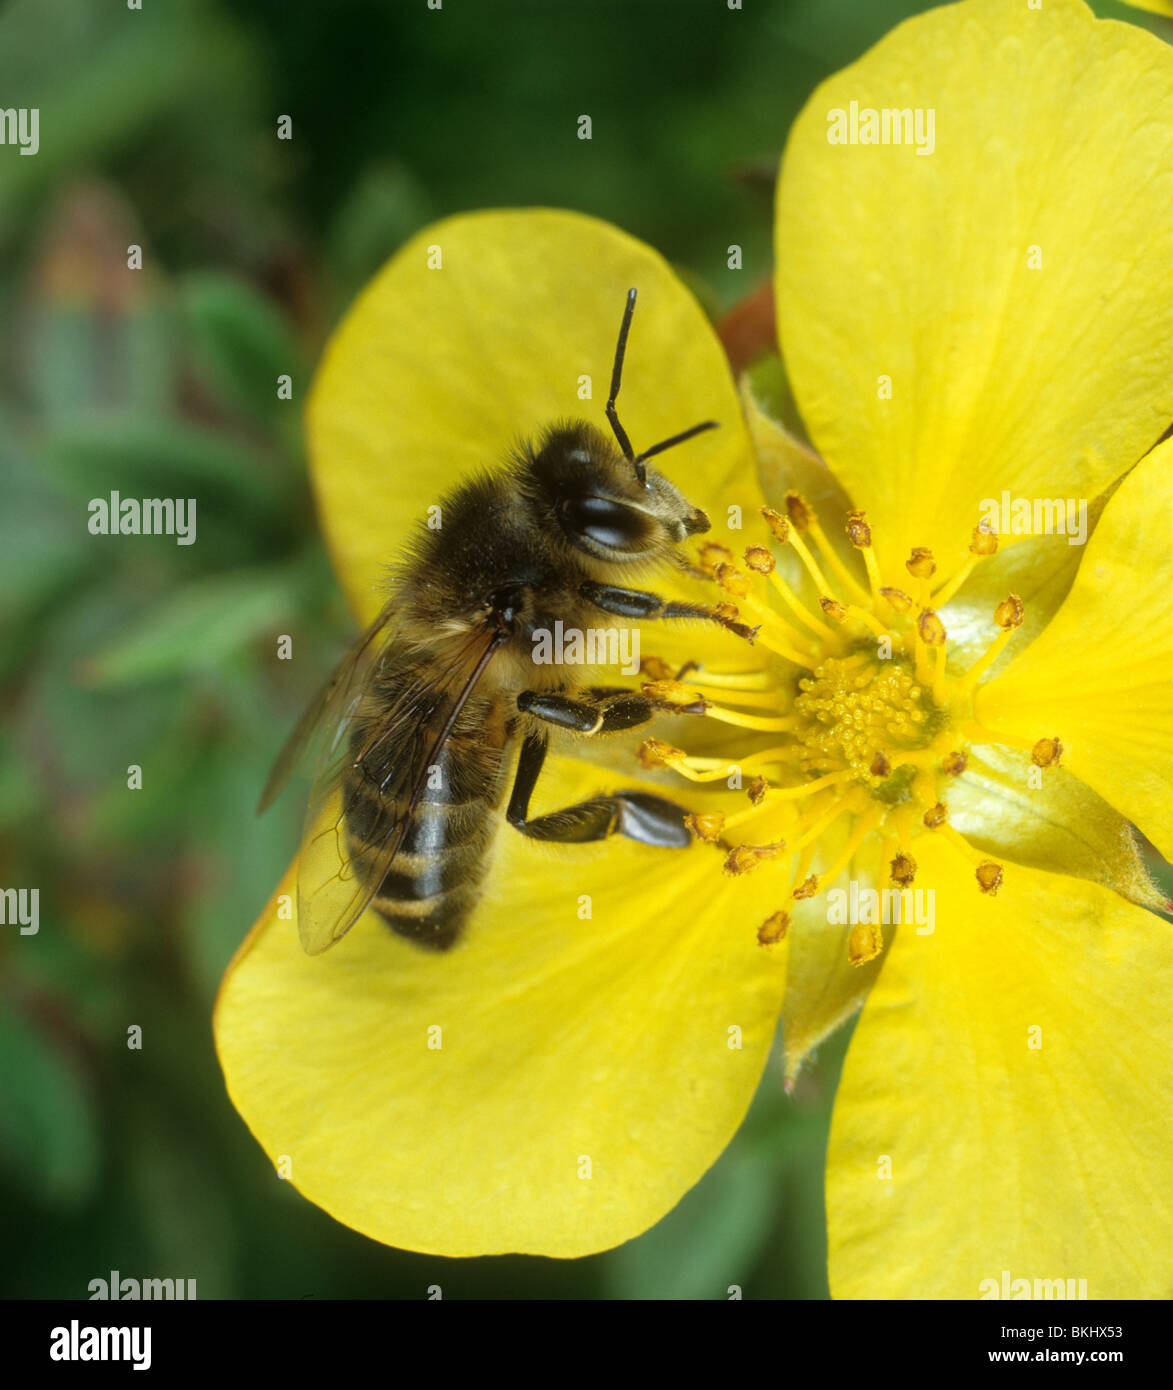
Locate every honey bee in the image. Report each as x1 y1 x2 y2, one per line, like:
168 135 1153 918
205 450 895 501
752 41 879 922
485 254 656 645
260 289 752 953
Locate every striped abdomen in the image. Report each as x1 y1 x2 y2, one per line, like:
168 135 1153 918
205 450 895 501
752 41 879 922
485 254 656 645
342 681 512 952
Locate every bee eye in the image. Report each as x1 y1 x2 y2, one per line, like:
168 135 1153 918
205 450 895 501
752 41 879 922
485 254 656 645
562 494 648 552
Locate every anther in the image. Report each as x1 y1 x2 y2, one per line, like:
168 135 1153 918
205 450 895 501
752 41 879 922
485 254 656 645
744 545 774 574
848 921 884 967
757 911 790 947
890 852 917 886
685 813 725 842
820 596 848 621
1031 737 1062 768
792 874 820 899
906 547 937 580
970 521 998 556
975 860 1004 895
933 521 1000 607
715 563 751 598
642 679 708 710
878 587 913 612
922 802 948 829
870 752 891 779
639 655 675 681
698 541 737 574
941 750 967 776
724 841 788 876
760 506 790 544
961 594 1025 688
638 737 686 769
747 776 769 805
994 594 1025 629
918 609 946 646
785 492 814 530
844 510 883 599
845 510 872 548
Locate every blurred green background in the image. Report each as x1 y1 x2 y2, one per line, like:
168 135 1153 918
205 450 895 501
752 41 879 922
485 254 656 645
1 0 1168 1301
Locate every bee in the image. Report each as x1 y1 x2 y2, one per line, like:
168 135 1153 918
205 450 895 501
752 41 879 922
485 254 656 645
260 288 753 954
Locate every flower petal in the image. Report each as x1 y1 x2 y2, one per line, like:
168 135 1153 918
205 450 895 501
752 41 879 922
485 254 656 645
775 0 1173 576
827 833 1173 1299
976 438 1173 863
947 744 1163 912
781 813 886 1087
308 209 755 623
937 484 1115 673
215 754 786 1257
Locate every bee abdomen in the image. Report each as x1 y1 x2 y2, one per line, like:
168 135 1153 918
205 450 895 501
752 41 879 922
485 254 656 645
343 763 505 953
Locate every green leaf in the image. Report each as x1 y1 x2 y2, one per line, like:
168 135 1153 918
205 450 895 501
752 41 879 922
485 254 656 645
44 415 288 519
327 162 433 296
0 1000 100 1205
181 272 303 424
81 567 303 688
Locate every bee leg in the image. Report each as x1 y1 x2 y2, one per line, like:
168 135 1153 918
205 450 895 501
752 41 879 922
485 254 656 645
517 689 703 733
506 731 691 849
579 580 759 642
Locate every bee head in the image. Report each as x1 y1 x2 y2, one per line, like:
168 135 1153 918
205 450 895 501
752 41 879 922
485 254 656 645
526 421 710 565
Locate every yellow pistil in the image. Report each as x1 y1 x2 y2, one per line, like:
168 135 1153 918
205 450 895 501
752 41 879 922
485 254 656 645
671 665 778 693
805 805 883 891
932 521 999 608
804 503 870 607
959 593 1024 689
773 494 838 599
820 595 892 642
712 563 818 667
758 509 840 641
697 703 797 733
846 509 885 603
916 608 947 700
761 769 853 800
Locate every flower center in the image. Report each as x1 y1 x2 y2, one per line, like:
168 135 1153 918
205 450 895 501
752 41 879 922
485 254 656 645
636 493 1064 963
792 655 932 778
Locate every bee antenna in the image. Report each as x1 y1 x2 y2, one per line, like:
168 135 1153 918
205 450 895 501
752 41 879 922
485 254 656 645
605 288 643 483
635 418 720 466
605 288 719 482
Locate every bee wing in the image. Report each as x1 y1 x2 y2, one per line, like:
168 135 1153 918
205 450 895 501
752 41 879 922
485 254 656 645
295 619 508 955
256 600 399 816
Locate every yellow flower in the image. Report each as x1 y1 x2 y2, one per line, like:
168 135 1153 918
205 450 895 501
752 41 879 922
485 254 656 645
216 0 1173 1294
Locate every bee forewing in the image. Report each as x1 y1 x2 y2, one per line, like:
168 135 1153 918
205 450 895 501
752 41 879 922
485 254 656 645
256 601 398 816
296 788 382 954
